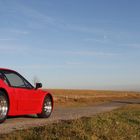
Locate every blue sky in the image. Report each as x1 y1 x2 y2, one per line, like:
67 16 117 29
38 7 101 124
0 0 140 90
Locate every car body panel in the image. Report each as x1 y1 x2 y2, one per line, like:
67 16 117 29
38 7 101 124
0 68 53 116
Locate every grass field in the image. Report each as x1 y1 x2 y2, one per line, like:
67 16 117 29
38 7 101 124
49 89 140 107
1 104 140 140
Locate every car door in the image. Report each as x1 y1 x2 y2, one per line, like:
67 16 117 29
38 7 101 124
14 87 41 113
18 79 43 113
3 71 41 114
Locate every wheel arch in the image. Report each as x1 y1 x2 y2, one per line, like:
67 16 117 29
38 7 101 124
40 92 54 111
45 93 54 110
0 88 10 104
0 88 10 115
37 92 53 118
0 88 9 123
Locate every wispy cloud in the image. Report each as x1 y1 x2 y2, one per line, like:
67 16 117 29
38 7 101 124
59 23 106 34
9 29 29 35
19 7 56 29
67 50 118 56
36 48 119 57
0 1 56 31
120 43 140 49
12 64 68 70
0 28 30 37
11 60 120 72
0 38 17 41
84 35 112 44
65 62 83 65
8 2 56 29
0 46 30 54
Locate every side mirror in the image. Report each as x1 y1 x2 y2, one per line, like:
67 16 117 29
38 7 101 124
35 83 42 89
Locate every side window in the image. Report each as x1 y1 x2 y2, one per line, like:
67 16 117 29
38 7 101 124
0 72 9 85
0 72 4 80
4 72 26 88
23 79 33 89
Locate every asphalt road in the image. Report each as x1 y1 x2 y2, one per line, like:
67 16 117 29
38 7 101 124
0 99 139 134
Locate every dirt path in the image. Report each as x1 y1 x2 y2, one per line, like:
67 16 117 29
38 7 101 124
0 99 139 134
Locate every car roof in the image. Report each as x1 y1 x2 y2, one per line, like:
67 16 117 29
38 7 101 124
0 68 16 72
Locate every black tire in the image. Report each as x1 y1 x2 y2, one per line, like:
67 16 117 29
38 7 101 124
37 95 53 118
0 91 9 123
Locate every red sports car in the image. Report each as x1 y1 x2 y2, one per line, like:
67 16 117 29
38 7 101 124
0 68 53 123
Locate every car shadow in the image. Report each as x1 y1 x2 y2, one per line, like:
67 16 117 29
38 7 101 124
8 115 38 119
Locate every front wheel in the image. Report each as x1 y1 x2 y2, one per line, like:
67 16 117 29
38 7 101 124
37 95 53 118
0 91 9 123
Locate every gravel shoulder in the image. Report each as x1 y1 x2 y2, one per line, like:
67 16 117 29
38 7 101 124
0 99 139 134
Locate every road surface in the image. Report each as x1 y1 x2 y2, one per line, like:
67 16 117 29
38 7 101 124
0 99 139 134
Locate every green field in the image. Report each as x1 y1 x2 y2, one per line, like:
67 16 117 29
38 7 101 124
1 104 140 140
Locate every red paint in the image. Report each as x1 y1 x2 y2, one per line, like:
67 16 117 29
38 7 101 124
0 68 53 116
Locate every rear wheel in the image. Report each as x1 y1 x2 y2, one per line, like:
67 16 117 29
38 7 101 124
37 95 53 118
0 91 9 123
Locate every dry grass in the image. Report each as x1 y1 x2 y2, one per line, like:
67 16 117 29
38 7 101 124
1 104 140 140
48 89 140 107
